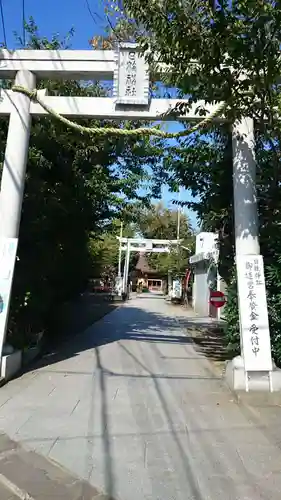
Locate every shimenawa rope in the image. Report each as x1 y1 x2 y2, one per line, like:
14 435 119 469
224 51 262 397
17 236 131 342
12 85 226 138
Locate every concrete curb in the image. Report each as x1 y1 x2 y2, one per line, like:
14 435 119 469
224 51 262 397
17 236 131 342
0 433 115 500
0 472 35 500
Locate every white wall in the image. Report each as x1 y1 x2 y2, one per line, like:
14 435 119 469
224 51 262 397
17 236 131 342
193 261 210 316
195 232 218 254
192 232 222 317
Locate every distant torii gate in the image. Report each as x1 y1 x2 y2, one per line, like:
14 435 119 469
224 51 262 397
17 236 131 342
117 237 182 294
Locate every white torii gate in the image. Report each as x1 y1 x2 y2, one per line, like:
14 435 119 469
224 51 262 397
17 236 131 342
0 43 277 391
117 237 182 293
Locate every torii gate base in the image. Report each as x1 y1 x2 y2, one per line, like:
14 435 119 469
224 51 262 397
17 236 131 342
225 355 281 398
0 48 280 393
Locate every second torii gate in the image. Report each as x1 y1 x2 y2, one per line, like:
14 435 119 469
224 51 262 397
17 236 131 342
117 237 182 294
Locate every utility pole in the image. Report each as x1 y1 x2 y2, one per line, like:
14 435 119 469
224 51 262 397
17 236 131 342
122 239 130 295
117 221 123 277
177 189 181 241
176 189 181 278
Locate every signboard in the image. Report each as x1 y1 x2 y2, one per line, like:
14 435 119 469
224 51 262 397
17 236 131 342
145 241 153 251
210 290 226 309
172 279 182 299
236 255 272 372
0 238 18 358
113 43 149 106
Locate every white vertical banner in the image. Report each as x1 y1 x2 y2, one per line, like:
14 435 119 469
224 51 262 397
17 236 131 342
0 238 18 359
115 276 123 297
236 254 273 372
172 279 182 299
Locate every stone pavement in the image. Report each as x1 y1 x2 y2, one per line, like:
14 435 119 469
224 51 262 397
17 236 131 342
0 432 109 499
0 295 281 499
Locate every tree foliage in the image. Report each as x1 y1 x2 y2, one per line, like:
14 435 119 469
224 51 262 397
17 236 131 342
88 220 135 279
134 202 194 276
116 1 281 120
135 202 191 239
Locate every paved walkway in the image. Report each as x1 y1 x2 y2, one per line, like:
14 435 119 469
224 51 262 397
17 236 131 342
0 295 281 499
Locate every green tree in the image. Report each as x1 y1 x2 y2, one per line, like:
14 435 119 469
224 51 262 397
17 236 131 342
136 202 192 240
114 1 281 121
134 203 194 276
163 127 234 283
88 220 135 278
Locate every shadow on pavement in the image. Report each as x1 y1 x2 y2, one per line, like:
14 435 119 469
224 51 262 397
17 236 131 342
189 325 229 362
4 300 281 499
94 341 204 500
25 303 195 372
16 298 218 499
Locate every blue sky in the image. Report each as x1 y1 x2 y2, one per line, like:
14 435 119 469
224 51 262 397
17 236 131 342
1 0 199 229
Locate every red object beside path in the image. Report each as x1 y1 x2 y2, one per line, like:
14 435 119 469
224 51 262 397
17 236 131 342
209 290 226 309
